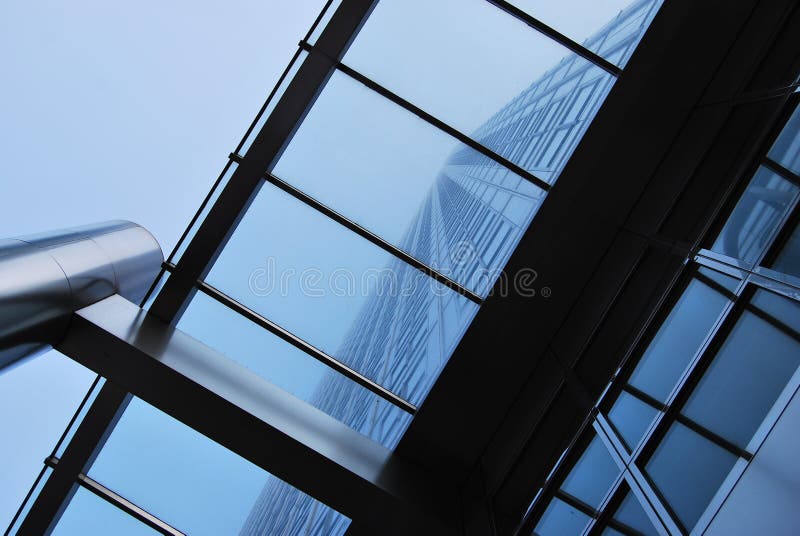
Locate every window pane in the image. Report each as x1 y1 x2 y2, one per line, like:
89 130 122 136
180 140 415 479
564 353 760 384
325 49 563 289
628 279 729 402
506 0 663 67
343 0 616 184
534 498 591 536
768 104 800 175
206 182 479 406
682 310 800 448
51 487 159 536
710 167 799 266
772 220 800 279
178 291 412 448
88 398 349 536
273 70 545 296
560 436 620 509
607 390 658 451
697 265 740 293
646 423 737 531
751 288 800 334
612 492 658 536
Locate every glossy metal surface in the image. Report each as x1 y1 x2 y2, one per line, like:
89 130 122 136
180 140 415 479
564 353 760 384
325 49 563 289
0 221 162 370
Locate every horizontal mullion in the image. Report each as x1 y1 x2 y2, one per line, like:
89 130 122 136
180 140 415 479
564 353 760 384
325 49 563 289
193 280 418 415
674 414 753 461
484 0 623 77
298 40 552 193
259 169 483 304
763 156 800 187
44 457 185 536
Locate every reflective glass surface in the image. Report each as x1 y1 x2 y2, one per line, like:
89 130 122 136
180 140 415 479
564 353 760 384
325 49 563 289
697 265 740 293
343 0 615 184
768 104 800 175
646 423 737 531
710 167 799 266
628 279 730 402
206 182 479 406
560 436 620 509
772 221 800 279
506 0 662 67
613 491 658 535
88 398 349 536
178 291 412 448
273 70 545 296
51 487 158 536
534 497 591 536
683 310 800 448
751 288 800 333
607 390 658 451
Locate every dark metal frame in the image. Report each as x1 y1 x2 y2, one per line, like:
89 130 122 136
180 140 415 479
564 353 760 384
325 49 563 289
518 92 800 536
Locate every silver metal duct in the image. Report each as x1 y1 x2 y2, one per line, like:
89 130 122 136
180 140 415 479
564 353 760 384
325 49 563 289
0 220 163 370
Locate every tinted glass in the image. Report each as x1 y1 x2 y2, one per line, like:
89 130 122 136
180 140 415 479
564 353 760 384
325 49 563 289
613 491 658 535
768 104 800 175
88 398 349 536
51 487 158 536
178 291 412 448
206 182 479 406
534 497 591 536
560 436 620 508
772 221 800 279
607 390 658 451
343 0 616 184
273 70 545 296
750 288 800 333
507 0 663 67
646 423 737 531
683 311 800 448
710 167 799 266
628 279 729 402
697 265 740 293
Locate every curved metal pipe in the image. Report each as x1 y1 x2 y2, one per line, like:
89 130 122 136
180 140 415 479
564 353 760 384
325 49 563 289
0 221 163 371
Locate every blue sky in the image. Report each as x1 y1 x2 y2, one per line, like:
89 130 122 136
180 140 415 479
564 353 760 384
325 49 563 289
0 0 325 527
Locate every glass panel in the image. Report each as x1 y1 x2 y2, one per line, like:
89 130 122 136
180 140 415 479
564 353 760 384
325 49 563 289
51 487 159 536
170 160 237 265
273 70 545 296
710 167 799 267
607 390 658 451
682 310 800 448
206 182 479 407
602 528 626 536
772 220 800 279
751 288 800 334
612 492 658 536
88 398 349 536
628 278 730 402
646 422 737 531
697 265 740 293
178 291 412 448
560 436 620 509
506 0 663 67
239 51 309 156
343 0 616 184
534 498 592 536
768 104 800 175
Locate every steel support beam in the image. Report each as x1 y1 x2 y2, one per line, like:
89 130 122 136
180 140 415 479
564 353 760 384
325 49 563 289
55 295 459 536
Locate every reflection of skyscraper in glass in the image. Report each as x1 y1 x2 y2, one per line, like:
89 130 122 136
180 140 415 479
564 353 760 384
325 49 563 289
240 1 661 533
